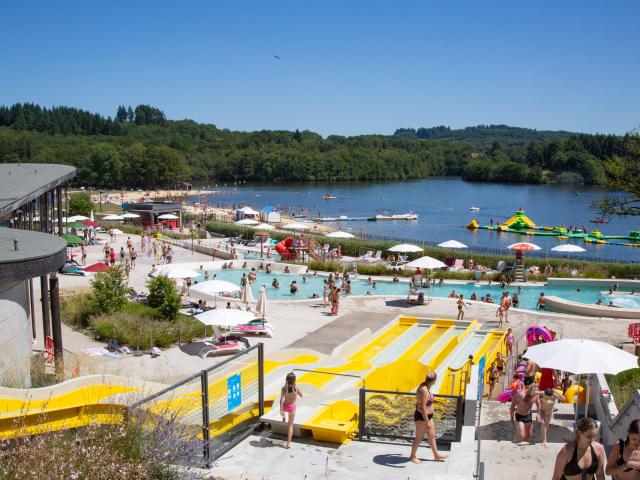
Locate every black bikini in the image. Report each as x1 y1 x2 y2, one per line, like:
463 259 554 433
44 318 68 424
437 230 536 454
562 443 598 479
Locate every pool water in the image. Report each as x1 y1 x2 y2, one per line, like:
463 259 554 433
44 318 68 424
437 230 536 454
195 269 640 311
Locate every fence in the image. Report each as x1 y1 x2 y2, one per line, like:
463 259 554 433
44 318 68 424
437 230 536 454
358 388 463 443
129 343 264 465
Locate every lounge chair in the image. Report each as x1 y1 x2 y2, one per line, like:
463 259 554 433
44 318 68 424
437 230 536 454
358 250 374 262
450 259 464 271
496 260 505 272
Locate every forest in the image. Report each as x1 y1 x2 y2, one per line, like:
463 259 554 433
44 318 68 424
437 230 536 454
0 103 636 189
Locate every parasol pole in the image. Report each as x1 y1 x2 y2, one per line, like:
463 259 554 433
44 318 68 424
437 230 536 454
584 374 590 420
574 374 580 426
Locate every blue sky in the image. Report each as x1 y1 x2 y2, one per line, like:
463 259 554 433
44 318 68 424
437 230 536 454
2 1 639 136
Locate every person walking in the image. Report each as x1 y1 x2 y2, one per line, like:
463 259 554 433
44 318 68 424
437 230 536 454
109 248 116 266
409 371 448 463
504 328 514 357
501 292 511 324
129 247 137 269
537 388 565 447
322 280 329 307
456 295 468 320
552 417 606 479
510 383 540 444
119 246 126 265
279 373 303 449
606 419 640 479
80 245 87 265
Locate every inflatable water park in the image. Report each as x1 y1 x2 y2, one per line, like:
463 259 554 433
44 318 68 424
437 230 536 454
467 209 640 247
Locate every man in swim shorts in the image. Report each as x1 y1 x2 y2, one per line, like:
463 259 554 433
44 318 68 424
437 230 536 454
510 383 540 443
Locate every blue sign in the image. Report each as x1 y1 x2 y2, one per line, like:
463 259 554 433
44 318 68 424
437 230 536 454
227 373 242 412
477 354 486 401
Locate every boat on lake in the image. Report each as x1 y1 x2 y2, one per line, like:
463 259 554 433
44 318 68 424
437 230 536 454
367 213 418 221
469 205 480 211
323 193 337 200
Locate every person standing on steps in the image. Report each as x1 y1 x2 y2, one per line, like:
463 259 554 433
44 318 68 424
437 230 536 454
510 382 540 444
279 372 303 449
409 371 448 463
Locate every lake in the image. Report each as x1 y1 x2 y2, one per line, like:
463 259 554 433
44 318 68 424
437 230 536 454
198 179 639 262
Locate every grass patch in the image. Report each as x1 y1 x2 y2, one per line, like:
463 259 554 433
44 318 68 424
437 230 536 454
606 367 640 410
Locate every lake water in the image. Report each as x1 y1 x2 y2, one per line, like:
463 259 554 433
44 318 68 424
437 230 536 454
199 179 639 262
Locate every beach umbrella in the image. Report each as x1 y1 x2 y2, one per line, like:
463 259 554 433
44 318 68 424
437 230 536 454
389 243 423 253
236 218 259 226
122 212 140 219
103 214 125 221
524 338 639 421
110 229 124 235
437 240 468 249
551 244 586 253
158 213 179 220
83 262 110 273
191 279 241 307
256 286 267 318
81 220 101 227
67 222 88 230
62 233 84 245
254 223 275 230
155 265 200 279
241 282 255 304
286 222 311 230
237 206 259 215
326 231 355 238
195 309 255 328
406 255 447 270
507 242 541 251
66 215 89 222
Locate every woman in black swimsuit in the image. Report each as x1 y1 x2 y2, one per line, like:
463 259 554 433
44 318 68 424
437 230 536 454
606 419 640 479
552 417 605 480
409 372 447 464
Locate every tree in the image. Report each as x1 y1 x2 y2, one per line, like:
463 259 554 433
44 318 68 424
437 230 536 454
68 192 93 216
157 288 180 321
116 105 128 122
147 275 175 308
127 106 134 122
90 267 127 313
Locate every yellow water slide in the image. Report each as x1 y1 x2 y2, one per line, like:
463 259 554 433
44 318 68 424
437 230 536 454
502 209 536 228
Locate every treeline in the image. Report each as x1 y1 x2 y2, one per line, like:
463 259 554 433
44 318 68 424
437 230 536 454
0 103 636 188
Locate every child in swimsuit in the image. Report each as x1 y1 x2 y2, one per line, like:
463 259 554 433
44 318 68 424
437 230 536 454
280 372 303 449
487 362 498 399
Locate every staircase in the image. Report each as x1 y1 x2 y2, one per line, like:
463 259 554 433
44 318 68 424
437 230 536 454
514 262 526 282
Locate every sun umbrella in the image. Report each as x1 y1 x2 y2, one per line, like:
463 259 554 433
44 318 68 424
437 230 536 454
66 215 89 222
254 223 275 230
195 309 255 327
67 222 88 230
102 214 125 221
389 243 423 253
406 255 447 270
155 265 200 278
551 244 587 253
62 233 84 245
81 220 101 227
437 240 468 249
236 218 260 226
83 262 110 273
158 213 179 220
524 338 639 422
286 222 311 230
110 229 124 235
237 206 259 215
122 212 140 219
326 231 355 238
256 286 267 317
191 280 241 296
508 242 541 251
241 282 255 304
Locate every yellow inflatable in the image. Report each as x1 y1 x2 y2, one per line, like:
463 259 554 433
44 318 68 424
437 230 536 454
563 385 586 404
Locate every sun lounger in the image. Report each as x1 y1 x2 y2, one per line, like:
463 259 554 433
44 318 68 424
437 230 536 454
496 260 505 271
358 250 374 262
449 258 464 271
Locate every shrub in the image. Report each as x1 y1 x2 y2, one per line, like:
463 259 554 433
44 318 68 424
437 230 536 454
606 367 640 410
147 275 176 308
157 288 181 321
90 267 127 313
60 293 97 329
67 191 93 216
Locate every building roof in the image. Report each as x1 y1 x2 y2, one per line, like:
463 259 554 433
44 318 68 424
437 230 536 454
0 227 68 282
0 163 76 216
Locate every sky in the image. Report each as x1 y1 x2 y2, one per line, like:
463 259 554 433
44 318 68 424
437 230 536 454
2 1 639 137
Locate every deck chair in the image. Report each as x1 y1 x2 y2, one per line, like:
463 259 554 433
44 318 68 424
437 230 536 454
358 250 374 262
373 250 382 261
450 259 464 271
322 243 330 258
496 260 505 272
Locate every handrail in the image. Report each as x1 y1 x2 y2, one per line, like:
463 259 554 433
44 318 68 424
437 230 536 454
292 368 366 389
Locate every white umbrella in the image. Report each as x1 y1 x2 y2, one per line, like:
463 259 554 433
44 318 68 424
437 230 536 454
507 242 541 251
254 223 275 230
158 213 179 220
110 229 124 235
551 244 587 253
122 212 140 219
237 206 259 215
524 338 639 421
191 280 241 296
195 309 255 327
286 222 311 230
103 214 125 221
256 286 267 317
241 282 255 304
406 255 447 270
326 231 355 238
236 218 259 226
66 215 90 222
155 265 200 279
438 240 468 249
389 243 423 253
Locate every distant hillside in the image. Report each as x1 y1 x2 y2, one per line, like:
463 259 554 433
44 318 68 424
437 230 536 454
393 125 576 148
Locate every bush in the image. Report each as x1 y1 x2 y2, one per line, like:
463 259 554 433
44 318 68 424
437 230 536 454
68 191 93 216
90 267 127 313
157 288 181 321
606 367 640 411
60 293 97 329
147 275 176 309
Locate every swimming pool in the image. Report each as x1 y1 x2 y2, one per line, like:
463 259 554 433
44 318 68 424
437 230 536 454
194 269 640 311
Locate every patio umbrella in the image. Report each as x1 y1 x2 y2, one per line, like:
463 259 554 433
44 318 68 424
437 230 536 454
389 243 423 253
406 255 447 270
122 212 140 219
195 309 255 328
236 218 259 226
155 265 200 278
158 213 179 220
237 206 260 215
551 244 586 253
191 279 241 307
437 240 468 249
507 242 541 251
67 222 88 230
81 220 101 227
62 233 84 245
66 215 89 222
102 214 125 221
326 231 355 238
241 282 255 304
83 262 110 273
524 338 639 421
256 286 267 317
286 222 311 230
254 223 275 230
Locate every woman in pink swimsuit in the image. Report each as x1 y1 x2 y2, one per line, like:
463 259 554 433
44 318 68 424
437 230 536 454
280 372 303 449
